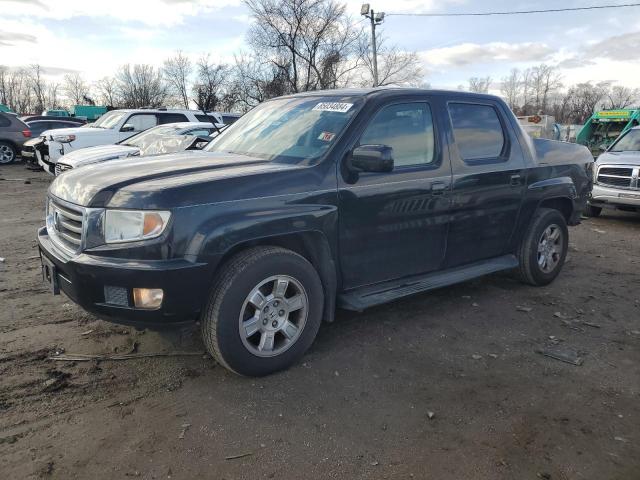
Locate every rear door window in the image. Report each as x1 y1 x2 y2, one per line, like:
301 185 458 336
158 113 189 124
0 115 11 128
448 103 506 161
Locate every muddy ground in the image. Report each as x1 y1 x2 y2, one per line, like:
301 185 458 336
0 162 639 480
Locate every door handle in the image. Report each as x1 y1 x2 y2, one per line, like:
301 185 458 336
510 174 522 186
431 181 447 195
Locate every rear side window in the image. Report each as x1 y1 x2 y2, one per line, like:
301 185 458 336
158 113 189 124
448 103 505 161
0 114 11 128
360 103 435 167
222 115 239 125
196 114 219 123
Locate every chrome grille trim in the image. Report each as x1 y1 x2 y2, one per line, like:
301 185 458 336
596 164 639 190
47 196 86 254
55 163 73 176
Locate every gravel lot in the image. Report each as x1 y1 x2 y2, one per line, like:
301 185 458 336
1 162 639 480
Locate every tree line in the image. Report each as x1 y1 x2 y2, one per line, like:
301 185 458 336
0 0 423 115
468 65 639 124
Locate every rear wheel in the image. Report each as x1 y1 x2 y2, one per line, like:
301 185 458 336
585 204 602 217
201 246 324 376
0 142 16 164
516 208 568 286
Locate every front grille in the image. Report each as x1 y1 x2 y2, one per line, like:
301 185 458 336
596 165 637 189
49 197 84 252
55 163 73 176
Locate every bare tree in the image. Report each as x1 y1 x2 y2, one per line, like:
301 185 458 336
27 64 47 113
468 76 492 93
529 64 562 113
116 64 167 108
163 51 192 109
500 68 520 110
605 85 638 109
95 76 119 106
46 82 61 109
191 55 229 112
358 33 422 87
63 72 89 105
244 0 360 93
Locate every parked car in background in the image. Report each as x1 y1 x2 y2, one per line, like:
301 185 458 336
37 108 225 173
22 119 86 169
54 122 216 175
0 111 31 164
220 112 242 125
587 126 640 216
38 88 593 376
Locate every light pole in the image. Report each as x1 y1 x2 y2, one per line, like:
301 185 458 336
360 4 385 87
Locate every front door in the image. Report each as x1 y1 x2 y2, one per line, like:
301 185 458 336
443 100 527 268
338 100 452 290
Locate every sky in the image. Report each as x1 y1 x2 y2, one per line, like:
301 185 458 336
1 0 640 93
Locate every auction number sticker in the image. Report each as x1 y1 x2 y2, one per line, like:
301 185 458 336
313 102 353 113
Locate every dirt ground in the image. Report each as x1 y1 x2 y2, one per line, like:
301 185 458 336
0 162 639 480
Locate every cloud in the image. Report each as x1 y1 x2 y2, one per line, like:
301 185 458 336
583 31 640 61
0 31 37 47
420 41 554 67
0 0 243 27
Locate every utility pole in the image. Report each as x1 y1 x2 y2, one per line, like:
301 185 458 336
361 4 385 87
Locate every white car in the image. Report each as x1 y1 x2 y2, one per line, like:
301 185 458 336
53 122 217 175
37 108 224 173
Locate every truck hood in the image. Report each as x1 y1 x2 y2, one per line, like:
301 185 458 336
596 151 640 166
58 144 140 168
49 151 306 208
42 126 108 138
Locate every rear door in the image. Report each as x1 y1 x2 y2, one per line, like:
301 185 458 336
338 98 452 289
443 100 526 268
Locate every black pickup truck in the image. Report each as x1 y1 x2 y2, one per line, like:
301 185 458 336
38 89 593 376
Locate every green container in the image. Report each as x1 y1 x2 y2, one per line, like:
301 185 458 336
70 105 108 121
0 104 14 113
577 109 640 156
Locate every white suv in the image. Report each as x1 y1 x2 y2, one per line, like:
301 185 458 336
37 109 223 173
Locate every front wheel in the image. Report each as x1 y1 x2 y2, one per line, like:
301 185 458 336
201 246 324 376
516 208 569 286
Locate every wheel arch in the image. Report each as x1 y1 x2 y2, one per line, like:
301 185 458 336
214 231 338 323
538 196 574 223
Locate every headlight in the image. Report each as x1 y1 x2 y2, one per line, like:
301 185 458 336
104 210 171 244
52 134 76 143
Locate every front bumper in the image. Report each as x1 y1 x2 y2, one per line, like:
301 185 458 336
591 183 640 209
37 226 214 328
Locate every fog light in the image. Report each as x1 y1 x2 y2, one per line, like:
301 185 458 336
133 288 164 309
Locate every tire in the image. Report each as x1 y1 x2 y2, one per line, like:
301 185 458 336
516 208 569 286
585 204 602 217
0 141 16 164
201 246 324 376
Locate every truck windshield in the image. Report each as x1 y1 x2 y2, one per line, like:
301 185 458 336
610 129 640 152
205 96 362 164
90 111 126 129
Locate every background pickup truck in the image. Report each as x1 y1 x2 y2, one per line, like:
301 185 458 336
587 125 640 216
38 88 593 376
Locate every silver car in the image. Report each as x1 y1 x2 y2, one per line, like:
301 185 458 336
54 122 216 175
589 126 640 216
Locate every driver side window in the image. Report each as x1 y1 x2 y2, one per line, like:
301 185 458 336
360 103 435 167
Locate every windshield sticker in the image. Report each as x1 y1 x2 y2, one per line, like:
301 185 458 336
312 102 353 113
318 132 336 142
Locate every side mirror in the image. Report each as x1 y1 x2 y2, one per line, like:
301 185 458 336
121 124 135 132
349 145 394 173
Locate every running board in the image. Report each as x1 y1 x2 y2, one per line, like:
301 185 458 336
338 254 518 311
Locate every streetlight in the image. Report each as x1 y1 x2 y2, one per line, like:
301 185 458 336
361 4 384 87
